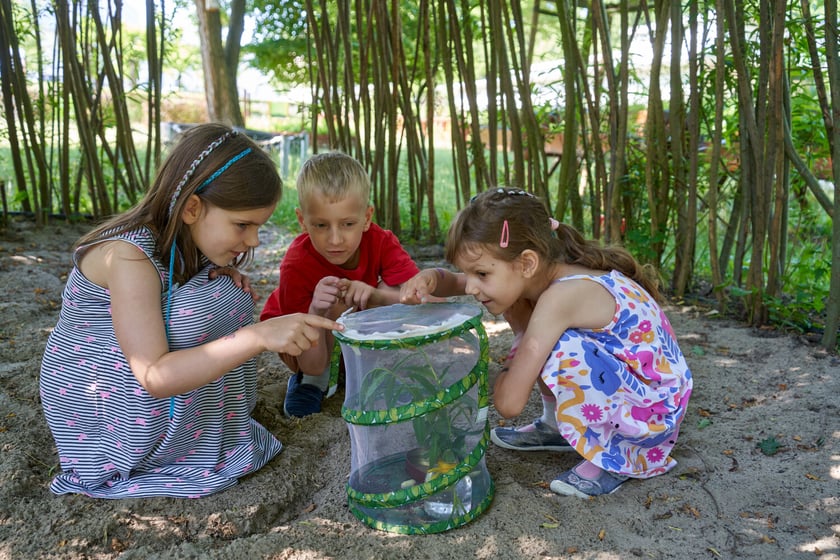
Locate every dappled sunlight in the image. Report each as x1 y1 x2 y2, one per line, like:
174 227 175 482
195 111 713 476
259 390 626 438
265 548 327 560
712 357 740 366
832 445 840 481
796 523 840 557
9 254 45 265
472 533 500 558
482 319 513 336
127 512 189 534
675 330 705 343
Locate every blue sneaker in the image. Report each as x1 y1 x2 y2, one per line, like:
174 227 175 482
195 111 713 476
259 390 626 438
549 462 630 498
490 419 573 452
283 372 324 418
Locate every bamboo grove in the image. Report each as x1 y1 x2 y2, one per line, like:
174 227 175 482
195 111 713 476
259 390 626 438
1 0 839 350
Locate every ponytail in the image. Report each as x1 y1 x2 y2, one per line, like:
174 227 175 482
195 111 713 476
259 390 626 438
554 224 661 301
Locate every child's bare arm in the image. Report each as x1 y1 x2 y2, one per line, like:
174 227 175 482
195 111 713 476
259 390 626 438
399 268 466 304
342 280 405 310
100 241 342 397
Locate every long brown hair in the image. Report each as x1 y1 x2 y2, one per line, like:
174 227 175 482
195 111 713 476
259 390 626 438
445 187 661 300
77 123 282 284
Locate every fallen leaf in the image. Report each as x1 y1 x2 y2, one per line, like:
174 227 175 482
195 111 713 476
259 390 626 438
682 504 701 518
760 534 776 544
110 538 128 552
541 522 559 529
598 528 606 540
303 503 316 513
805 473 820 481
757 437 783 455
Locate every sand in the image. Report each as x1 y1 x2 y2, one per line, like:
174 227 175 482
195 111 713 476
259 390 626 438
0 217 837 560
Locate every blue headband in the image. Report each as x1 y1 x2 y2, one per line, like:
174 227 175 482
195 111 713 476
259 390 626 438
196 147 253 193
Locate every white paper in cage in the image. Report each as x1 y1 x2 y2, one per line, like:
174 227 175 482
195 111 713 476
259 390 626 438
336 303 480 342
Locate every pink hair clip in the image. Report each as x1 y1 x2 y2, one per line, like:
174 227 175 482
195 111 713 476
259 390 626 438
549 217 560 231
500 219 510 248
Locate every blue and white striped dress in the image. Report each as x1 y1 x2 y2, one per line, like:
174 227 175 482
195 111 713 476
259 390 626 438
39 227 283 498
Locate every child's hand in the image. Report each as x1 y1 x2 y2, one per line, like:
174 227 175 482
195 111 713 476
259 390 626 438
400 269 444 304
209 266 259 303
342 280 377 310
262 313 343 356
310 276 348 315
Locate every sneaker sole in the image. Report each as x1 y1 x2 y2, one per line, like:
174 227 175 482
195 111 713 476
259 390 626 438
283 400 322 418
549 476 628 499
490 430 575 452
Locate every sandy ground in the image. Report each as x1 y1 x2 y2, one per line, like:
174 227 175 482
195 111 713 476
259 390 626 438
0 216 838 560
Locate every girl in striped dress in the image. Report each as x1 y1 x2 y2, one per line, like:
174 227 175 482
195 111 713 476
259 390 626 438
400 188 693 498
40 124 341 498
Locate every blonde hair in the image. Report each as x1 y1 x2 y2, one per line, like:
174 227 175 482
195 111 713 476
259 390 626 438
296 152 370 210
446 187 661 301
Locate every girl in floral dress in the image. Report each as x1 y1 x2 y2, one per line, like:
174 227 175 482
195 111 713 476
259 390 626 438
400 188 693 498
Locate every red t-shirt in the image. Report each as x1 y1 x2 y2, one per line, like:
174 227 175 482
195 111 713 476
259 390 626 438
260 223 419 320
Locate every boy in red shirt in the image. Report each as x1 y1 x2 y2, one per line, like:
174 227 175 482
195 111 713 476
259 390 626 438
261 152 419 417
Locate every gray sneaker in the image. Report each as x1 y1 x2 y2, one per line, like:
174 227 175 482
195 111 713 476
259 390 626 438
549 462 630 498
490 419 573 452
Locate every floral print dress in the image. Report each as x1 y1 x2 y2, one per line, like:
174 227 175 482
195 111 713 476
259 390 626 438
39 227 283 498
542 270 693 478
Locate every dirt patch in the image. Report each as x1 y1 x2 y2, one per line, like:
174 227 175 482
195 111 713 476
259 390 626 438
0 216 837 559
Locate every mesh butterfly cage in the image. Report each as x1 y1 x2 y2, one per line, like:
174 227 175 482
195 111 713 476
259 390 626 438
333 302 495 534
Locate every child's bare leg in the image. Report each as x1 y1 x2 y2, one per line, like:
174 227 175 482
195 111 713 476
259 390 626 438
573 461 604 478
535 377 558 428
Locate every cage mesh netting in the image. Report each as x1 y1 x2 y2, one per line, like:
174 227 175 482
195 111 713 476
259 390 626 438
334 303 495 534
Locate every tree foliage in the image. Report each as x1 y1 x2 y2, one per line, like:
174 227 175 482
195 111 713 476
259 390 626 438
0 0 838 351
248 0 310 84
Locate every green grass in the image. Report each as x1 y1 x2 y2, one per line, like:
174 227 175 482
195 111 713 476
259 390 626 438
2 140 833 339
